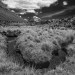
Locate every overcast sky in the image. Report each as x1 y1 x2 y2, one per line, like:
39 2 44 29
1 0 75 19
1 0 57 13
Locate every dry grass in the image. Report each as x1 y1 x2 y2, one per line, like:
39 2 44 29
0 26 75 75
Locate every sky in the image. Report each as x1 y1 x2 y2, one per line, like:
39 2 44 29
1 0 75 19
1 0 57 13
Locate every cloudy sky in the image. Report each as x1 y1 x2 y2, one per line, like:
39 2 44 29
1 0 75 19
1 0 57 13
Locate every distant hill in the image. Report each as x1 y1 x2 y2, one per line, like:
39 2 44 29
0 1 25 23
40 6 75 20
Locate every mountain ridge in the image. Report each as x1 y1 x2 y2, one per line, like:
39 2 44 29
0 1 25 23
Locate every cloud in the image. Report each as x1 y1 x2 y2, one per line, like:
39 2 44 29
1 0 57 13
63 1 68 6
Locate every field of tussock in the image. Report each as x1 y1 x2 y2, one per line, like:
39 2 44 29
0 26 75 75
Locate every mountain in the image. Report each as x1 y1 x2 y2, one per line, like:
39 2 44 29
40 6 75 20
0 1 25 23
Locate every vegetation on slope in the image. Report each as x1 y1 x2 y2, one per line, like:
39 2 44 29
0 25 75 75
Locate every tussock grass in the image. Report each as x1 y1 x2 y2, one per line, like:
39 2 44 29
1 27 75 75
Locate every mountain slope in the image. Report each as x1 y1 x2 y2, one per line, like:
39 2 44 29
40 6 75 20
0 2 25 23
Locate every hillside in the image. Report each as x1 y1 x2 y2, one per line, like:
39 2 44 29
40 6 75 20
0 25 75 75
0 2 25 23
